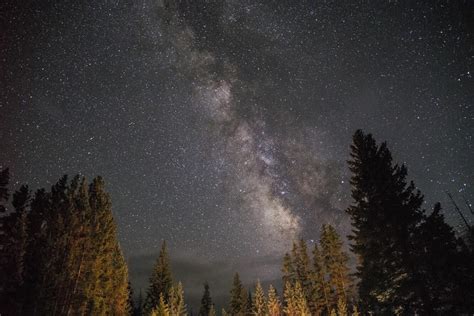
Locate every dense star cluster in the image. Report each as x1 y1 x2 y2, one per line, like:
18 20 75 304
1 0 472 309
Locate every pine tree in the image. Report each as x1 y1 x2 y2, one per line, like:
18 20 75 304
169 282 187 316
253 280 267 316
346 131 474 314
312 243 331 315
145 240 173 312
229 272 245 315
347 130 425 314
282 241 315 313
84 176 130 314
294 239 313 309
320 225 352 303
267 285 281 316
199 282 213 316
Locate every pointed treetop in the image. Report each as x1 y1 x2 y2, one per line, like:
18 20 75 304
267 284 281 316
199 281 213 316
229 272 245 315
145 240 173 312
253 279 267 316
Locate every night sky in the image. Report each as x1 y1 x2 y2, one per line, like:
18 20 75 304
1 0 472 310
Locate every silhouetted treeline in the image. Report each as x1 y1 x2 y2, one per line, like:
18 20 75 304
347 130 474 314
1 130 473 315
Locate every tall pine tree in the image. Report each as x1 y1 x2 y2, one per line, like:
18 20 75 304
346 130 473 314
293 239 313 310
312 243 331 315
81 176 131 314
229 273 245 316
320 224 352 305
145 240 173 312
347 130 425 313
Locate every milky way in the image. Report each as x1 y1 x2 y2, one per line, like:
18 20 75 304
169 17 302 253
1 0 472 309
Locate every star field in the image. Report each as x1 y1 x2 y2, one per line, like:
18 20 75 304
1 0 472 309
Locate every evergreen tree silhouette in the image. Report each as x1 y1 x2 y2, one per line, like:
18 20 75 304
199 281 213 316
346 130 474 314
347 130 425 313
